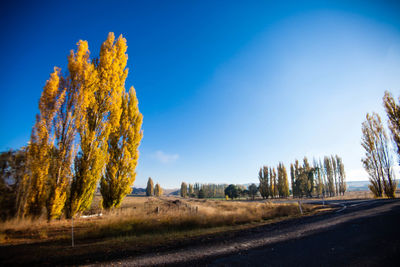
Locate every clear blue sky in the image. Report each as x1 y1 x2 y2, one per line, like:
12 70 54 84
1 0 400 188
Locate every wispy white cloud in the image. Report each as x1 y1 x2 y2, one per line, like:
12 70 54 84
152 150 179 164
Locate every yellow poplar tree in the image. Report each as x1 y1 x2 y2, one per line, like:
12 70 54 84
154 183 163 197
25 68 64 217
146 177 154 196
18 32 145 219
69 33 144 215
46 66 79 220
180 182 188 198
99 34 142 209
20 45 83 219
101 87 143 209
188 184 194 197
277 163 284 197
258 166 269 199
282 164 290 197
273 168 278 197
277 163 289 198
68 38 108 217
269 168 273 198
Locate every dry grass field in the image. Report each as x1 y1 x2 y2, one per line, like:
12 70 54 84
308 189 400 201
0 196 322 245
317 190 374 200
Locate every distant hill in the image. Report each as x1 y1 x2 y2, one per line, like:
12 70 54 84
130 187 179 196
130 187 146 195
346 181 370 191
346 180 400 191
163 188 180 196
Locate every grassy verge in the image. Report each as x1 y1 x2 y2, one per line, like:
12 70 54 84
0 197 322 243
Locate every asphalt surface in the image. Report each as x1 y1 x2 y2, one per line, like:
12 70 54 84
93 199 400 267
201 199 400 267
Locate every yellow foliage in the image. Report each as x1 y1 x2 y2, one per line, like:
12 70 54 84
69 32 141 215
21 32 143 219
154 183 163 197
100 40 143 209
24 68 62 217
23 65 76 220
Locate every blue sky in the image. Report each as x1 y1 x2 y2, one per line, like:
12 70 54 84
1 0 400 188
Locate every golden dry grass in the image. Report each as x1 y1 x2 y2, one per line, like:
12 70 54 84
308 190 399 200
0 196 320 245
319 190 374 200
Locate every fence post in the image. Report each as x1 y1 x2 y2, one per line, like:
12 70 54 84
298 200 303 215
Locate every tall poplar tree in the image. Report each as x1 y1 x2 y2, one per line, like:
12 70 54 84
180 182 188 198
319 159 327 197
101 87 143 209
302 157 314 197
67 38 106 217
146 177 154 196
188 184 194 197
24 68 64 217
294 159 300 197
46 68 78 220
272 168 278 198
314 159 323 197
17 32 144 218
324 156 335 197
383 91 400 165
290 163 296 198
277 163 289 198
361 113 396 198
277 163 284 197
282 163 290 197
269 168 274 198
362 113 383 197
258 166 269 199
336 155 346 195
154 183 163 197
331 155 339 196
194 183 200 198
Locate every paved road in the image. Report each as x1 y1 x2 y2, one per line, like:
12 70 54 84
201 199 400 267
92 199 400 266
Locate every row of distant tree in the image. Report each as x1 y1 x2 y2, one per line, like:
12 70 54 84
145 177 163 197
180 182 229 198
258 162 290 199
361 91 399 198
259 155 345 199
0 33 143 221
178 156 345 200
178 181 262 199
224 184 259 200
294 155 346 198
